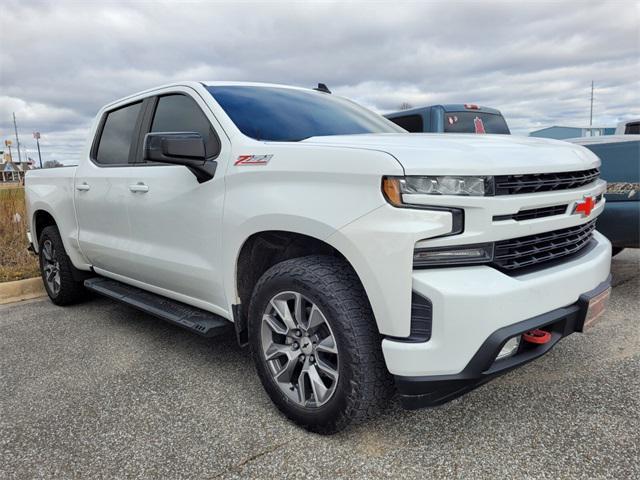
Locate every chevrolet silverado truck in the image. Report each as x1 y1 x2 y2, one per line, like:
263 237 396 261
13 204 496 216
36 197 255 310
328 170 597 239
25 82 612 434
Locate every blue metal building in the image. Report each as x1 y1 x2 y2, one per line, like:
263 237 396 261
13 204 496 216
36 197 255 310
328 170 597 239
529 126 616 140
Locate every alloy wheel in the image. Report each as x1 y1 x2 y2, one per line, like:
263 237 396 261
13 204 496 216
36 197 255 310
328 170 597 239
260 291 339 408
41 239 61 296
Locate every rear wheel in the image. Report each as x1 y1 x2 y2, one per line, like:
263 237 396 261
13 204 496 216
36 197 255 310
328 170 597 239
248 255 393 434
38 226 86 305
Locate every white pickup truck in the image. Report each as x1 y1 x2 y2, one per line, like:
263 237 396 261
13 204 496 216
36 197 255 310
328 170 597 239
25 81 612 433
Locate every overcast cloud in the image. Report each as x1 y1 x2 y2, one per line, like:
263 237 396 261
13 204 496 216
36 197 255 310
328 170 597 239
1 0 638 165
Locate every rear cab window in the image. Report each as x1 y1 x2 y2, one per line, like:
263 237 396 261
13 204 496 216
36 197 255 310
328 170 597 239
444 111 510 134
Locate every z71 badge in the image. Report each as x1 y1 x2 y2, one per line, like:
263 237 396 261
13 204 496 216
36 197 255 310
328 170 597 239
234 154 273 166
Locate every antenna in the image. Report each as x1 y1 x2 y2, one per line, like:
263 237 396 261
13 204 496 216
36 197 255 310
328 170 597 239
313 83 332 94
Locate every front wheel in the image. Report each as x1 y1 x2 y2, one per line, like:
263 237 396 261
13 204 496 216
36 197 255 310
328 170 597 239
248 255 393 434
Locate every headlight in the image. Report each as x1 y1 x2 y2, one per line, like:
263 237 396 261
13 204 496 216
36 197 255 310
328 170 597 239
383 176 494 204
403 176 491 196
382 176 466 236
413 243 494 267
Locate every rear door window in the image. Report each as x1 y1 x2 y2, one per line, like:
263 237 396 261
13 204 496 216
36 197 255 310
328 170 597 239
95 102 143 165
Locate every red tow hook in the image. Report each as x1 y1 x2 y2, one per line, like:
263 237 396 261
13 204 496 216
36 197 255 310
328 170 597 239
522 329 552 345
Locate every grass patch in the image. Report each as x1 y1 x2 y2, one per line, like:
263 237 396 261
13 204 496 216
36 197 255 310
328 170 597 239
0 187 40 282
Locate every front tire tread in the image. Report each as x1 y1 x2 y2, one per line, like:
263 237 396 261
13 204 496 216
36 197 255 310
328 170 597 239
249 255 393 434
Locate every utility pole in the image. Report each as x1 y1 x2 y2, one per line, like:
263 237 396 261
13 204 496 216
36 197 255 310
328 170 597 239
33 132 43 168
12 112 22 164
589 81 594 127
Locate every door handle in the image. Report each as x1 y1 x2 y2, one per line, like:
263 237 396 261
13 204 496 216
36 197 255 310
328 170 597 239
129 183 149 193
76 183 90 192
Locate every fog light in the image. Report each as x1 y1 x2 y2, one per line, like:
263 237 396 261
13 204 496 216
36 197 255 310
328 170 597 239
496 336 521 360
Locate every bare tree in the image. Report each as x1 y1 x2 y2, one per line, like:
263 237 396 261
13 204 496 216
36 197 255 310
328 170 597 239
43 160 64 168
399 102 413 111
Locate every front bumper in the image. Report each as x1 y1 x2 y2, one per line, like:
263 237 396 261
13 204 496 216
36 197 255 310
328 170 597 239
383 231 611 377
395 276 611 409
382 229 611 407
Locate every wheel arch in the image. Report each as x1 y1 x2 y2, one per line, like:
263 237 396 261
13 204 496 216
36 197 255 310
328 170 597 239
30 207 92 275
231 229 374 346
32 209 58 251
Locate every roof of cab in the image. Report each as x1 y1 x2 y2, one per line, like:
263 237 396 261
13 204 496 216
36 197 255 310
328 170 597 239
102 81 317 110
202 81 311 91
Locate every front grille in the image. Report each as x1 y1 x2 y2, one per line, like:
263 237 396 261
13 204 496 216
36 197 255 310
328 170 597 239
493 168 599 195
494 204 568 222
492 220 596 272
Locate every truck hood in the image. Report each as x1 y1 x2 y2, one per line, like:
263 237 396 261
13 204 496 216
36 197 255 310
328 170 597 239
301 133 600 175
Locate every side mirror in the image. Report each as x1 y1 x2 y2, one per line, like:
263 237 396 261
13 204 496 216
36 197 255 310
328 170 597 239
143 132 216 182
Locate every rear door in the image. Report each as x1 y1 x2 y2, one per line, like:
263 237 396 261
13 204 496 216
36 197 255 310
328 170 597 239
75 100 147 278
124 88 230 312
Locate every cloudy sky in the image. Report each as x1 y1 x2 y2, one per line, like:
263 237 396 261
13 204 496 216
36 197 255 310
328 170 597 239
1 0 638 165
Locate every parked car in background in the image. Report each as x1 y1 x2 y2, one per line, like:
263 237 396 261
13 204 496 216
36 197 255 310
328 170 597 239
385 104 510 134
568 135 639 255
615 118 640 135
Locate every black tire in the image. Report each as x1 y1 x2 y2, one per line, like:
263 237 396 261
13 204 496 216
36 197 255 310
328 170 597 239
612 247 624 257
38 225 86 305
248 255 393 434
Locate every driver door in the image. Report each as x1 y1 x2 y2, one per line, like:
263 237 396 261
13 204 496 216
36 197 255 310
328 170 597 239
124 90 229 313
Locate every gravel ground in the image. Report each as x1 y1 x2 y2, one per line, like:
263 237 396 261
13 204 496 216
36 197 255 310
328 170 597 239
1 250 638 479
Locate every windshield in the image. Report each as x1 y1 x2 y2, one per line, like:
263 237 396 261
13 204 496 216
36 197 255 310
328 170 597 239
207 85 404 141
444 111 510 134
